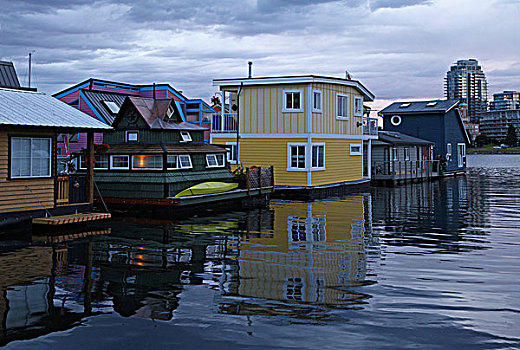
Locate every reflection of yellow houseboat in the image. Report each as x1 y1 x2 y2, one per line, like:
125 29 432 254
229 197 366 305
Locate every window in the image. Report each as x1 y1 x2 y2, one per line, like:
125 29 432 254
288 144 306 170
10 137 52 178
426 101 438 107
110 155 129 169
447 143 452 156
336 94 349 120
180 131 192 143
102 100 120 114
311 144 325 169
400 103 411 108
350 144 362 156
132 155 163 170
354 96 364 117
79 154 109 170
283 90 303 112
392 147 399 161
312 90 322 112
126 131 138 142
284 277 304 301
390 115 402 126
167 154 192 169
226 142 238 164
206 154 225 168
404 147 410 161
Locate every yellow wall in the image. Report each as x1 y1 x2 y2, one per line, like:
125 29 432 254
311 138 363 186
0 130 55 213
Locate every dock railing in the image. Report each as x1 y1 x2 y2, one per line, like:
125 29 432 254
363 116 378 136
372 160 440 181
212 113 238 133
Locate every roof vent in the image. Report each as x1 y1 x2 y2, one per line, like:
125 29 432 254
426 101 437 107
399 103 411 108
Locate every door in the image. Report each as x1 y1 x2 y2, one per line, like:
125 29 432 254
457 143 466 168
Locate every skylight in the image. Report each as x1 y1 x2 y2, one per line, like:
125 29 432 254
102 101 120 114
399 103 411 108
426 102 438 107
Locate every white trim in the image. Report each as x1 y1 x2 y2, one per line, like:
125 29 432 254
311 143 325 170
213 75 375 101
282 89 304 113
206 153 225 168
180 131 192 143
446 143 452 157
287 143 307 171
457 143 466 168
10 137 52 178
178 154 193 169
350 144 362 156
390 115 402 126
404 147 410 161
131 154 163 171
225 142 238 164
212 133 364 139
110 155 130 170
312 90 322 113
336 93 349 120
126 130 138 142
354 96 363 117
79 154 109 170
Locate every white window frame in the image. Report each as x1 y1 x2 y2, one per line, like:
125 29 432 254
311 143 325 170
447 143 452 157
180 131 192 143
457 143 466 168
312 90 322 113
287 143 307 171
354 96 364 117
283 90 303 113
350 144 362 156
167 154 193 169
392 147 399 161
110 155 130 170
10 137 52 179
336 93 350 120
404 147 410 161
79 154 109 170
206 153 225 168
126 130 138 142
131 155 163 171
226 142 238 164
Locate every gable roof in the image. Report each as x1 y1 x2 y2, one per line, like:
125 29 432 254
0 87 111 130
114 97 207 131
213 75 375 101
379 100 459 114
0 61 20 88
82 89 127 125
377 131 434 146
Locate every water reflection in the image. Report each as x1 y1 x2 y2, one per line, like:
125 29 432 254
1 166 519 348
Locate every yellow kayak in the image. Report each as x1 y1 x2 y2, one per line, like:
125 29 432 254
174 182 238 197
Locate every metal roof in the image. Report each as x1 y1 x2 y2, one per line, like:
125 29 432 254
379 100 459 114
82 90 127 125
0 87 112 130
213 75 375 101
376 131 434 146
0 61 20 88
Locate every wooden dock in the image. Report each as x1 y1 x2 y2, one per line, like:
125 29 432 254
32 213 111 226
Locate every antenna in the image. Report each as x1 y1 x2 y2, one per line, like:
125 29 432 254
28 52 32 88
248 61 253 78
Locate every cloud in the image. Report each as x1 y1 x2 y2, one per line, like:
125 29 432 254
369 0 433 10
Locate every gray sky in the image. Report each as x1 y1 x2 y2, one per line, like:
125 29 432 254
1 0 519 111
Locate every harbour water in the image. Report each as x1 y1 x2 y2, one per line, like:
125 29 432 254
0 154 519 349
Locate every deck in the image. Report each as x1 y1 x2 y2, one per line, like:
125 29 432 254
371 160 441 184
32 213 111 226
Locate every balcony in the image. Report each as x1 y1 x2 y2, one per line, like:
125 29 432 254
212 113 238 133
363 117 378 136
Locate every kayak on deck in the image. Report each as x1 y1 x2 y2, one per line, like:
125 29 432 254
174 182 239 197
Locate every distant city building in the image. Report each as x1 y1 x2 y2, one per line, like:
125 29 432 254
480 109 520 141
489 91 520 111
458 103 480 143
445 59 488 123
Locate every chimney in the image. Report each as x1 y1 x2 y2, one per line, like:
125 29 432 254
153 83 156 100
248 61 253 78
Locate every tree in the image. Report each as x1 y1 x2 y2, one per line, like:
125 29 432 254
474 134 489 147
505 124 518 147
210 95 221 107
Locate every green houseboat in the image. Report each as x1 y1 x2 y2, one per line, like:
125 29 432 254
85 96 238 208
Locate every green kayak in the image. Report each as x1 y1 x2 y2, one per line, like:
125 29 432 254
174 182 239 197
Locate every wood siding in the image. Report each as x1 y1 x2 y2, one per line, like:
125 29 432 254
311 138 363 186
0 130 55 214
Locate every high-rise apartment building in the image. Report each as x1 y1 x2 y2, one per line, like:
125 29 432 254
445 59 488 123
489 91 520 110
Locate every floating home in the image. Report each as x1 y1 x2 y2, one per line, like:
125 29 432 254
89 95 273 211
212 73 378 198
370 131 439 186
0 87 111 227
53 78 216 155
379 100 470 174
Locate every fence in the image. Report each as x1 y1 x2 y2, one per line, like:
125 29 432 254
212 113 238 133
245 166 274 195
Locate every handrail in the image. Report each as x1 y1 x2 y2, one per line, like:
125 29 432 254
372 160 440 178
212 113 238 133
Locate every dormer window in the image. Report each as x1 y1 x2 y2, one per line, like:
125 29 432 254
180 131 192 143
166 105 174 119
126 130 138 142
399 103 411 108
